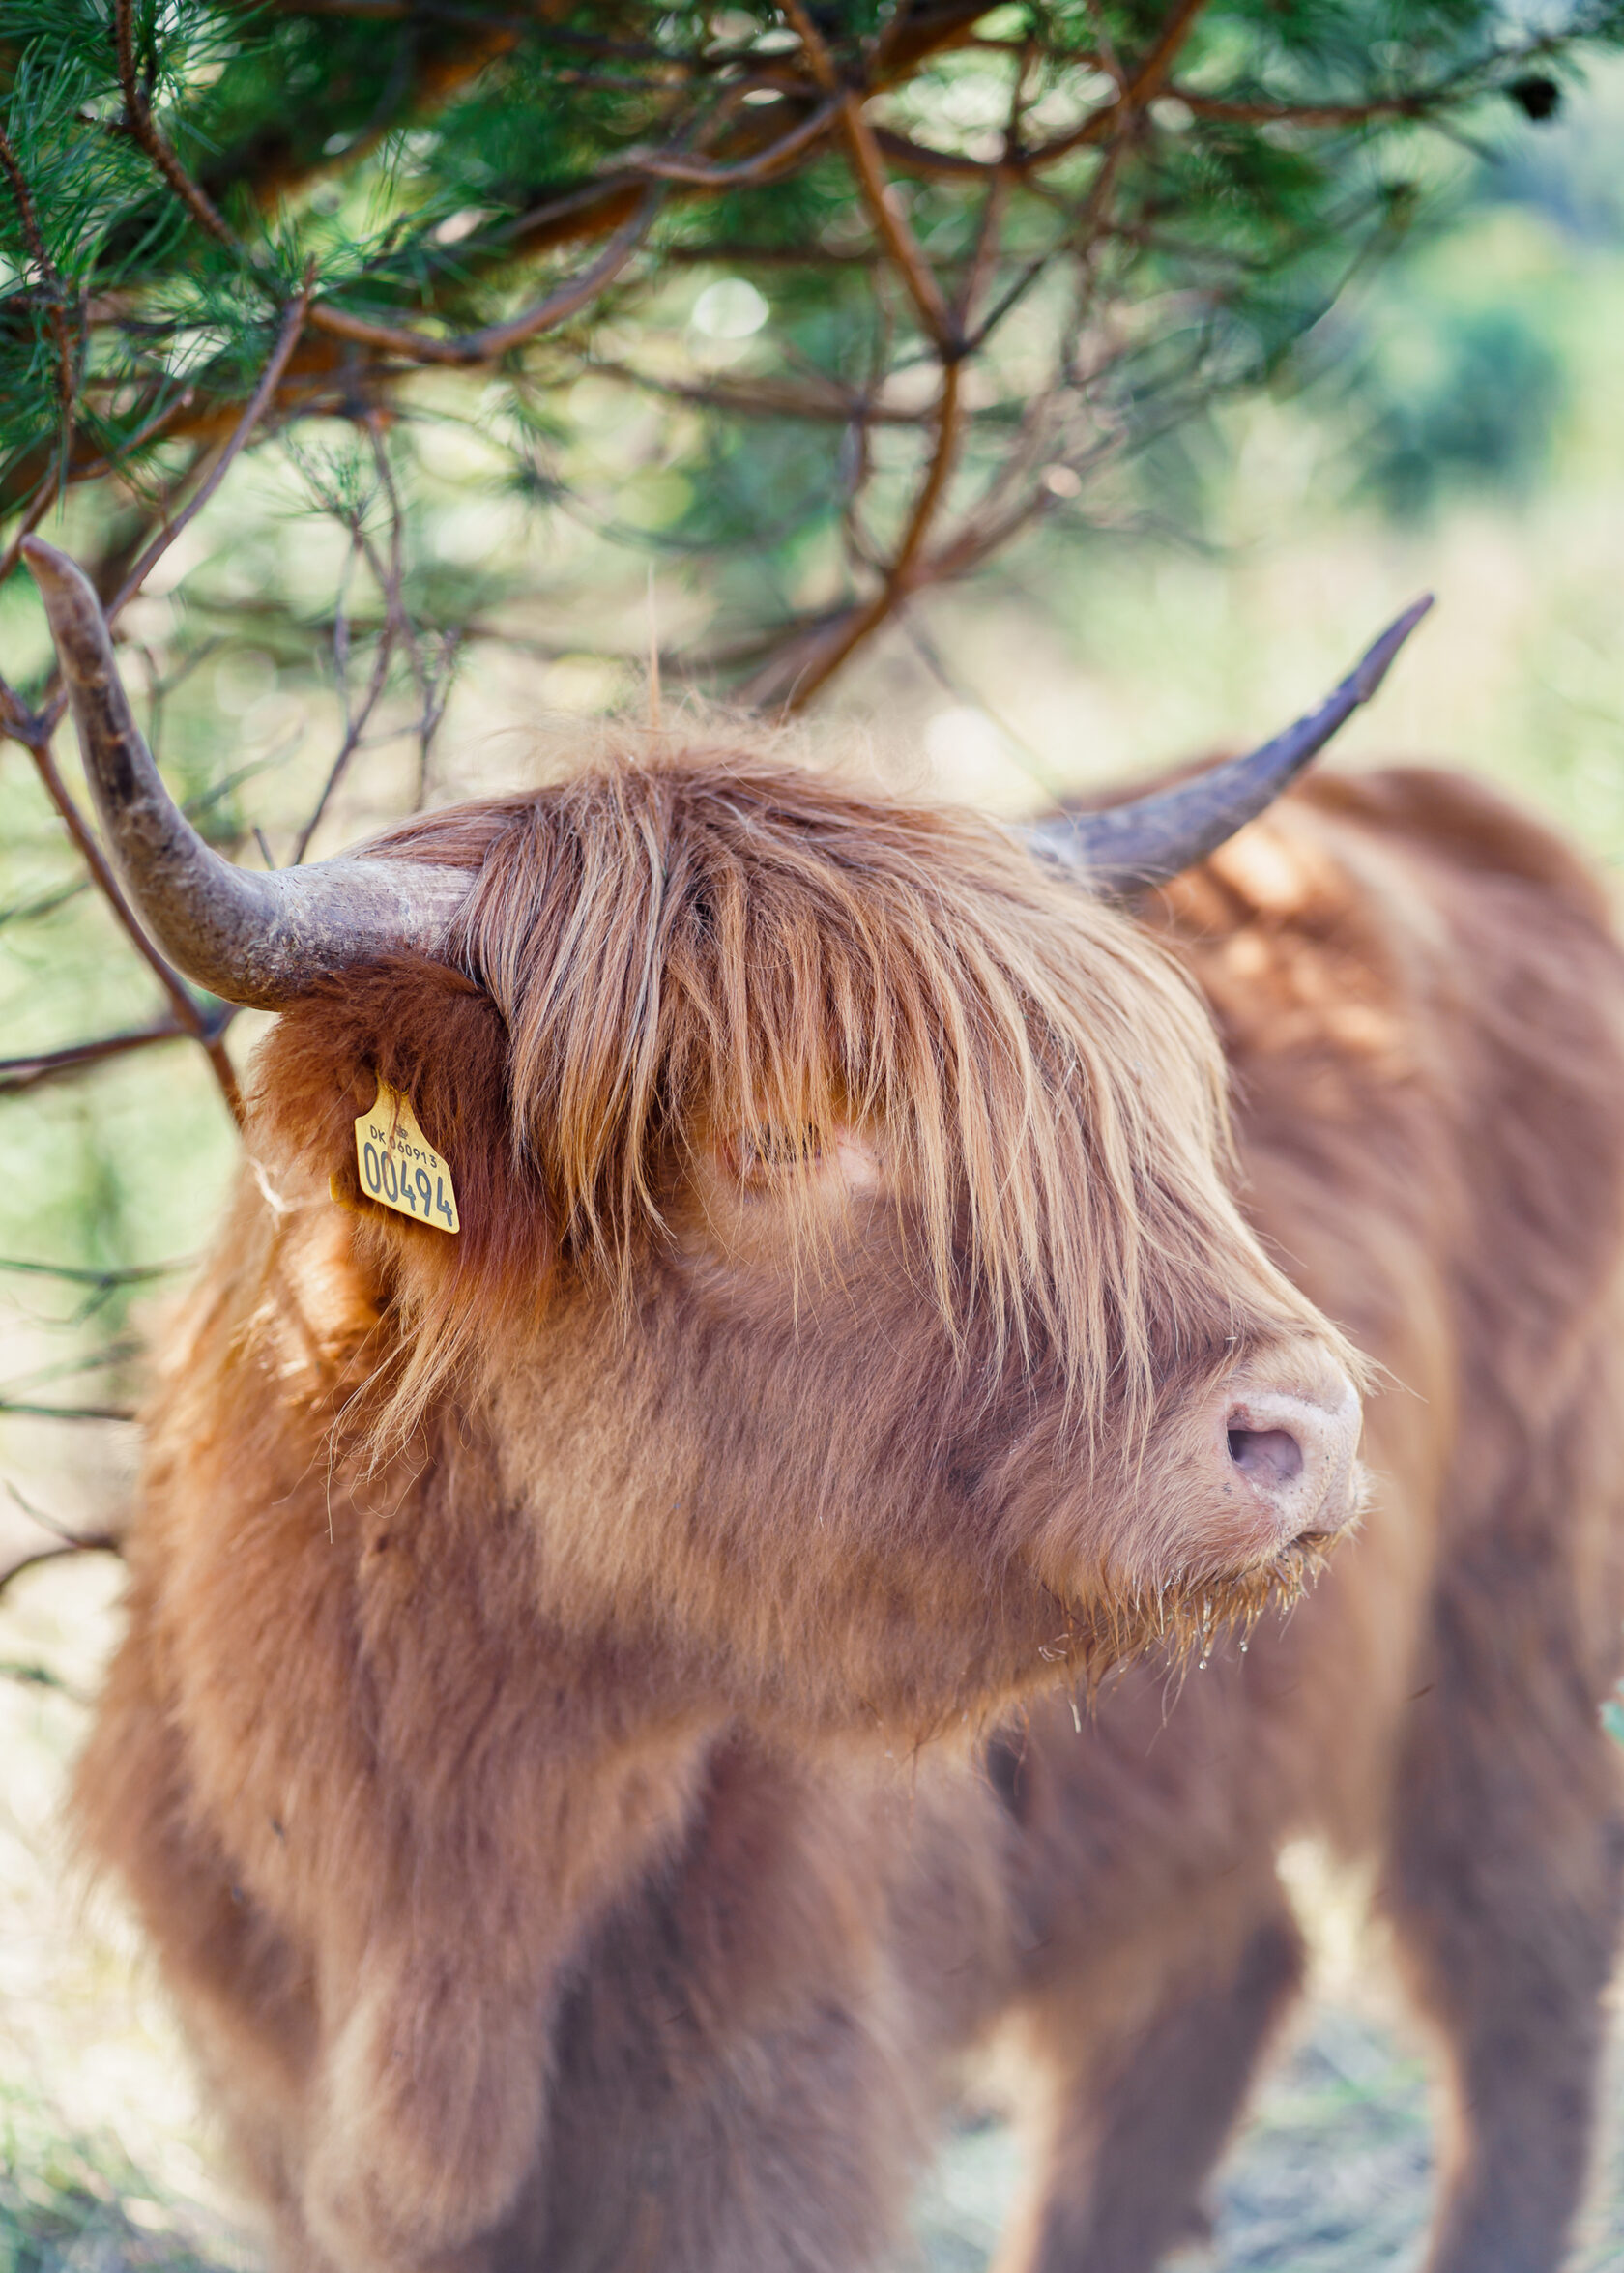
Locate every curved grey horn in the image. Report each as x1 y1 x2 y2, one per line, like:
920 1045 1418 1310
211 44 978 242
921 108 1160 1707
1029 597 1435 894
22 538 474 1010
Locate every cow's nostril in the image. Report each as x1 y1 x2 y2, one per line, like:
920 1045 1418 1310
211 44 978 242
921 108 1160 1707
1214 1373 1360 1546
1227 1425 1303 1487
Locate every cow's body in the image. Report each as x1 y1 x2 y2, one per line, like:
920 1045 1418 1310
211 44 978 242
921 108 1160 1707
74 758 1624 2273
988 766 1624 2273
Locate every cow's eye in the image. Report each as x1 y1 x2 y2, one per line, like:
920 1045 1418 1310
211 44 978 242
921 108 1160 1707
714 1123 884 1202
725 1125 825 1187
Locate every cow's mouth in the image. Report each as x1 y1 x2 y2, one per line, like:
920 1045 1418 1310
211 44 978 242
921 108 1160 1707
1058 1481 1363 1691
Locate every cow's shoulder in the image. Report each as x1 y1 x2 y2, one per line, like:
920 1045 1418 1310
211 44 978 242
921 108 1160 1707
1147 763 1620 1063
1150 763 1624 1397
1296 764 1612 916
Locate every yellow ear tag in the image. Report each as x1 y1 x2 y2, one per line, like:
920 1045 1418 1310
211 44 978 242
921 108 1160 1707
353 1075 460 1234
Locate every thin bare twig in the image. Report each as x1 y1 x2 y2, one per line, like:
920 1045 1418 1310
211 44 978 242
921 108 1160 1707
278 414 421 860
5 725 245 1112
0 876 90 930
0 1256 179 1288
1 1475 122 1619
0 1474 124 1607
0 1400 134 1422
0 482 60 728
753 357 967 710
0 1015 211 1096
359 408 457 799
308 188 662 364
583 361 921 424
2 723 242 1087
0 482 61 602
959 162 1008 319
105 283 313 621
0 1258 171 1328
291 580 396 860
626 96 839 186
952 37 1036 333
0 1654 91 1701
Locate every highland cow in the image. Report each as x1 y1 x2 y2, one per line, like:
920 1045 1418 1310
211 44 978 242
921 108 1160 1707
25 533 1624 2273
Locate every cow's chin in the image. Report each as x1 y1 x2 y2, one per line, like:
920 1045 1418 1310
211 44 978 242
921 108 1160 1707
1064 1467 1366 1691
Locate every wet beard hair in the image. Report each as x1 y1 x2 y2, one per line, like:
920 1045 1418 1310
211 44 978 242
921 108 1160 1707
1058 1517 1357 1707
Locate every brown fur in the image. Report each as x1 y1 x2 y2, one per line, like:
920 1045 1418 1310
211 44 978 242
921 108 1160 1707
988 766 1624 2273
72 750 1624 2273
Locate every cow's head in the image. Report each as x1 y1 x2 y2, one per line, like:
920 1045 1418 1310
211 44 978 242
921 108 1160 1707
26 541 1420 1735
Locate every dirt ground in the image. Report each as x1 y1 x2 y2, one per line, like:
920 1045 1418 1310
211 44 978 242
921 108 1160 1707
6 1550 1624 2273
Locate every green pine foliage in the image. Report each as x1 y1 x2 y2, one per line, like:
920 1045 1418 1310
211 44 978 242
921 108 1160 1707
2 3 1620 696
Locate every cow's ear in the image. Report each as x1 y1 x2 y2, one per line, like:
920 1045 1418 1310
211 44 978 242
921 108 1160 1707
250 958 558 1301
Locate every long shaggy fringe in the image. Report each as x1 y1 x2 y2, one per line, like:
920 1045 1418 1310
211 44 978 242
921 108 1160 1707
258 733 1338 1459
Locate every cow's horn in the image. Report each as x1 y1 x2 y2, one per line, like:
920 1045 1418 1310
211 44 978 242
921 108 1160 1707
21 539 474 1010
1028 597 1435 894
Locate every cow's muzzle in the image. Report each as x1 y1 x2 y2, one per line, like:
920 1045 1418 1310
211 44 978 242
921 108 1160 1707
1220 1362 1362 1556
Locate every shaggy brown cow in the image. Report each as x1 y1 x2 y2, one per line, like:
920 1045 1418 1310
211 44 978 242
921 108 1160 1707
24 535 1622 2273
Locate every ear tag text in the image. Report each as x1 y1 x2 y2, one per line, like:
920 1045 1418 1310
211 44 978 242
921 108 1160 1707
353 1075 460 1234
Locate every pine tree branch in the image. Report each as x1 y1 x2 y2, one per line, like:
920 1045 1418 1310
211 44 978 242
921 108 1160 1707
624 96 840 186
0 123 77 504
781 0 961 354
1 0 1559 512
0 1 1005 502
115 0 247 257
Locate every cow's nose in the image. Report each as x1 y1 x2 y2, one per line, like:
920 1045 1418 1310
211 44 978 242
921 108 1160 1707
1223 1374 1361 1545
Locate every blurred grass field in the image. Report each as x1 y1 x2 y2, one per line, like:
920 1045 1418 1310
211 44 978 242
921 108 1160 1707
4 56 1624 2273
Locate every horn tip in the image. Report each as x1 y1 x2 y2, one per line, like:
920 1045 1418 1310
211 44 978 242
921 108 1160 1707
19 535 98 608
1353 592 1436 702
19 533 71 578
19 539 109 653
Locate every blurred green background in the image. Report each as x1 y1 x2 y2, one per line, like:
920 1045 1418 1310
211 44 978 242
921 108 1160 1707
4 27 1624 2273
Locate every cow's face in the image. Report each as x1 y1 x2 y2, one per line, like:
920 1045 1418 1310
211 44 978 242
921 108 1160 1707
257 754 1360 1736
